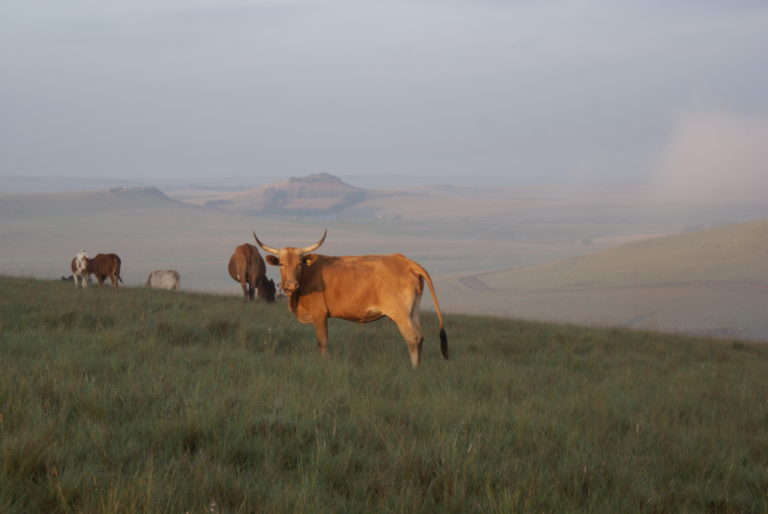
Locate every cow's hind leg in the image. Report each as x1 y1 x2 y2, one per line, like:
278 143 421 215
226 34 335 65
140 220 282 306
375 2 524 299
394 317 424 368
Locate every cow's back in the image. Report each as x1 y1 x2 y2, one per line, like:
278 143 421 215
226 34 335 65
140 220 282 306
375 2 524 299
302 254 420 321
229 244 264 281
91 253 120 271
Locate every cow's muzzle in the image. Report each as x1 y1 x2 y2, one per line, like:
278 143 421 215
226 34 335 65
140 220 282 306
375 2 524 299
283 280 299 295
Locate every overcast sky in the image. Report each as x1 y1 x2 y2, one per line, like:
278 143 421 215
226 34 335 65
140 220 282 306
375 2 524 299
2 1 767 192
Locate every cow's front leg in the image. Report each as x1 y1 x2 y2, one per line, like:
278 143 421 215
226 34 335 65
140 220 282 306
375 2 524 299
313 317 329 357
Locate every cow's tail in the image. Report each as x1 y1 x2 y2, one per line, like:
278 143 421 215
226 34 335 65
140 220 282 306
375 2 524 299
413 263 448 360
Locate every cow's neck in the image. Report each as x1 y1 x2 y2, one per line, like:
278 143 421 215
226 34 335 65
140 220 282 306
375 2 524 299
288 291 300 316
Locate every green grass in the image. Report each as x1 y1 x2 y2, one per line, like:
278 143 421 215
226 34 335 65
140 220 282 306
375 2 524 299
1 275 767 513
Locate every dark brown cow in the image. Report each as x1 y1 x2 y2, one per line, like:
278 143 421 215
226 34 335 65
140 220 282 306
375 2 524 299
87 253 123 288
228 243 276 303
253 230 447 367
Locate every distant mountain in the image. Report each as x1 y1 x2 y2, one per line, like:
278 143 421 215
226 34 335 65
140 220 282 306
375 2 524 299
202 173 370 216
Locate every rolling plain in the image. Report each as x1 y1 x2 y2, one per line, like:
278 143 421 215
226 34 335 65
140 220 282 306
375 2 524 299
2 174 767 341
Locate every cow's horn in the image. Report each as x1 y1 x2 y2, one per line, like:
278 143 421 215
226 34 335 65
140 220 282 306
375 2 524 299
253 232 279 255
301 230 327 254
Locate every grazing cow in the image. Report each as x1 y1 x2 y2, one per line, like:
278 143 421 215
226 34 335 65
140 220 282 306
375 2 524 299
146 269 180 290
253 230 448 367
87 253 123 288
228 244 276 302
70 250 90 288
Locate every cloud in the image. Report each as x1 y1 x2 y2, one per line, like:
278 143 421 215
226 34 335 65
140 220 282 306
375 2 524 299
653 109 768 203
2 1 768 180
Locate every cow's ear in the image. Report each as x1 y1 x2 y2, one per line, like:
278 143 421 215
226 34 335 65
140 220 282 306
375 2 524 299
265 255 280 266
303 254 318 267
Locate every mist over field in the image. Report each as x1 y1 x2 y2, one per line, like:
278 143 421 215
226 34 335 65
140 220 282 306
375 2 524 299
652 110 768 204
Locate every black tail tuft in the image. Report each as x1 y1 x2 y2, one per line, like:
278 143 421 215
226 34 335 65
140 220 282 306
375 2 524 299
440 328 448 360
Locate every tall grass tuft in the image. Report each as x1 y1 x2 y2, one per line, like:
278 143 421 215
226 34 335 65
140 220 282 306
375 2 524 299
1 275 767 512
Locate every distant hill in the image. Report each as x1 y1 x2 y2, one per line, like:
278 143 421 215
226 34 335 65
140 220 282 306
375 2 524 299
194 173 542 220
0 175 144 193
446 219 768 341
0 187 189 219
203 173 370 216
479 219 768 292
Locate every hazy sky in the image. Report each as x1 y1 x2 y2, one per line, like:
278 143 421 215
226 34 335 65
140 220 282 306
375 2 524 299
2 1 767 189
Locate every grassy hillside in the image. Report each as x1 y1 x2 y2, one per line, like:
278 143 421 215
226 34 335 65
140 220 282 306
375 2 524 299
482 219 768 291
2 276 767 513
444 219 768 341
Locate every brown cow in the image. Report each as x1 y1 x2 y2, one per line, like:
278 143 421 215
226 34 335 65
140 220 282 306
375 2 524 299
253 230 448 367
228 243 276 303
87 253 123 288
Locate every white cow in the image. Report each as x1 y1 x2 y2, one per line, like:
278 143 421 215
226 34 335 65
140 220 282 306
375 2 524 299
146 269 180 290
70 251 90 288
